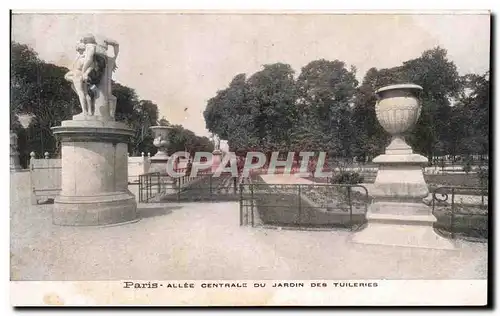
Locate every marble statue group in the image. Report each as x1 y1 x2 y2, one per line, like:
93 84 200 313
51 34 137 226
64 34 119 120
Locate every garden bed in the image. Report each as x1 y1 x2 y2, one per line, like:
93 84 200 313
246 174 488 239
249 179 368 229
425 173 483 187
253 192 366 228
432 205 488 240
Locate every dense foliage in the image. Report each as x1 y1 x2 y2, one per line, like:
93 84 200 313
204 47 489 163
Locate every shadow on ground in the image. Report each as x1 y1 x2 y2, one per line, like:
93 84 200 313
137 206 180 219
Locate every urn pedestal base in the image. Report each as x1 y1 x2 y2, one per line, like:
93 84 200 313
352 153 455 250
51 120 138 226
351 201 455 250
211 149 222 173
149 151 172 173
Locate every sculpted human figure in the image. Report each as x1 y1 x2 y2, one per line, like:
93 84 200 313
64 34 119 119
64 41 93 116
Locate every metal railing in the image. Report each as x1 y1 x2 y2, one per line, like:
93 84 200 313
431 186 489 240
138 172 163 203
138 171 242 203
239 183 370 229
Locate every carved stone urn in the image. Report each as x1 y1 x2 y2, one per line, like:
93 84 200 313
352 83 454 250
150 125 173 160
148 124 176 194
375 84 422 155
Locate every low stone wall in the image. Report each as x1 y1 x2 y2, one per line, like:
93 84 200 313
128 156 151 183
28 153 159 202
29 153 156 196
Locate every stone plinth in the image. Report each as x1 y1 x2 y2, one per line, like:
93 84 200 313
352 153 454 249
352 84 454 250
212 149 222 173
10 131 22 171
51 120 138 226
149 156 169 174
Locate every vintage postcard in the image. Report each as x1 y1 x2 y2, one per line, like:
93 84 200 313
10 10 490 306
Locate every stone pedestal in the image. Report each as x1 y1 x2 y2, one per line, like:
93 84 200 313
149 147 174 176
149 156 169 173
212 149 222 173
352 152 454 249
351 84 454 250
51 120 138 226
10 131 22 171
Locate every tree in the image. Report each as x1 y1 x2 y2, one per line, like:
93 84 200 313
10 42 43 116
204 71 278 156
113 81 139 124
350 67 396 162
450 72 489 157
11 42 77 160
294 59 358 158
130 100 159 155
401 47 461 158
205 60 359 160
204 74 248 140
246 63 298 154
166 124 213 156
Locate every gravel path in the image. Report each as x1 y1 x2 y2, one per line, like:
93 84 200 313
11 172 487 281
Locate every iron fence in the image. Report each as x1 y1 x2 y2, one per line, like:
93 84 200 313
138 171 241 203
138 171 489 241
239 183 370 229
138 172 163 203
431 186 489 240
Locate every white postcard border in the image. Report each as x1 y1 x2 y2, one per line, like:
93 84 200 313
10 280 487 306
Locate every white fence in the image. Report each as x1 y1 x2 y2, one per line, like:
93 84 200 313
128 154 151 183
29 152 61 205
29 152 156 203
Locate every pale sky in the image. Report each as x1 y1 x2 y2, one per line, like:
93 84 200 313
11 12 490 137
